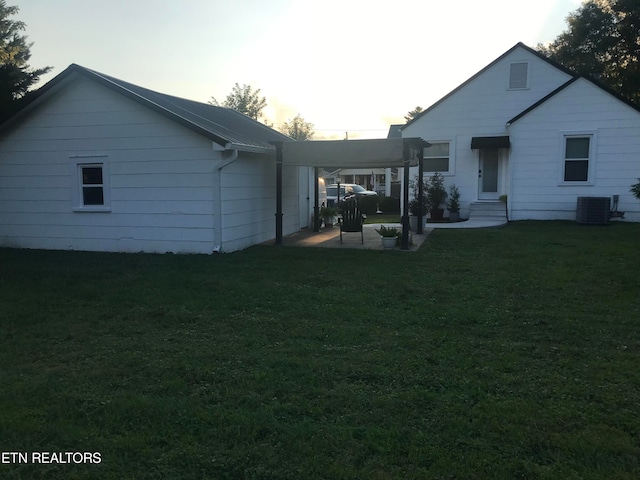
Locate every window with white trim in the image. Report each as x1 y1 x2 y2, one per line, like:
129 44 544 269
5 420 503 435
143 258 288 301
72 157 110 211
509 62 529 89
563 135 591 182
423 142 451 174
81 165 104 205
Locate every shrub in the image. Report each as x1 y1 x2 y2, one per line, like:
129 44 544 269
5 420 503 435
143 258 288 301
358 195 378 215
426 172 447 209
631 179 640 201
378 196 400 213
447 184 460 213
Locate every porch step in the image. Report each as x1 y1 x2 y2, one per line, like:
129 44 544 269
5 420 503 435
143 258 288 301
469 201 507 219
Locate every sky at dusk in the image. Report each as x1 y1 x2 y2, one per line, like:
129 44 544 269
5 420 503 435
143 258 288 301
17 0 584 139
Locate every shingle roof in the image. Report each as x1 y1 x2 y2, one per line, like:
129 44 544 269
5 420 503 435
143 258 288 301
386 124 403 139
2 64 292 151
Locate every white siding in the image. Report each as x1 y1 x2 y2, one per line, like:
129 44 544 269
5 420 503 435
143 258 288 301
403 46 573 217
218 154 302 252
508 78 640 221
0 75 306 253
0 75 219 253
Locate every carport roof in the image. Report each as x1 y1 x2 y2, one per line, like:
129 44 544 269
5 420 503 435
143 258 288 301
277 137 428 168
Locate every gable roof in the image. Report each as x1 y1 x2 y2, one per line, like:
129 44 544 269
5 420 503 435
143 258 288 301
0 64 291 152
403 42 575 128
507 74 640 125
386 124 403 139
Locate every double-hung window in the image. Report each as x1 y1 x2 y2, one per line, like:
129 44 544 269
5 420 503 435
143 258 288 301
423 142 452 174
81 165 105 205
72 156 110 211
563 135 592 183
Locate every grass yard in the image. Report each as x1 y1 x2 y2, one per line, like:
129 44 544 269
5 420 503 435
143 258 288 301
1 221 639 479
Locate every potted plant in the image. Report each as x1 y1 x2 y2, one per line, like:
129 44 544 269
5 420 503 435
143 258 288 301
409 200 424 231
375 225 399 249
426 172 447 221
409 175 428 231
447 184 461 222
320 206 338 227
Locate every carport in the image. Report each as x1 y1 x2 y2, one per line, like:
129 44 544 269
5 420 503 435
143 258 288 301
272 137 430 250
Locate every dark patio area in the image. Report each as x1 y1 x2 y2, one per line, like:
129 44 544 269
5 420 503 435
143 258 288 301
276 224 431 250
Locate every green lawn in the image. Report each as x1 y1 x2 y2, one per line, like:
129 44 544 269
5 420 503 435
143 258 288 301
1 221 639 479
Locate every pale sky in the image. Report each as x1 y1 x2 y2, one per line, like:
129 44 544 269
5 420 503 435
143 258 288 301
17 0 584 139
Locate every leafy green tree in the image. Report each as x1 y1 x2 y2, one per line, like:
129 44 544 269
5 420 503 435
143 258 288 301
209 83 267 121
0 1 51 121
538 0 639 104
280 114 314 140
404 106 423 122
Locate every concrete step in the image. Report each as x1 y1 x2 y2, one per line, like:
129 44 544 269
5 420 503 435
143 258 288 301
470 202 507 219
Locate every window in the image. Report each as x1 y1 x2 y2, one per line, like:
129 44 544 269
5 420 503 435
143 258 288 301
72 156 110 211
81 166 104 205
423 142 451 174
509 62 529 89
563 136 591 182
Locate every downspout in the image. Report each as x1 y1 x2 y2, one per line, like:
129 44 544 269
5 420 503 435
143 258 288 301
213 147 239 252
505 122 513 222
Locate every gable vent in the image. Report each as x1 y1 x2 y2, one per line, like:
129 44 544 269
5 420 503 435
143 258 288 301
509 62 528 89
576 197 610 225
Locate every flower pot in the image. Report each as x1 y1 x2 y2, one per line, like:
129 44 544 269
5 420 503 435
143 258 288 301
409 216 425 231
430 208 445 221
449 211 460 222
323 216 336 228
381 236 396 249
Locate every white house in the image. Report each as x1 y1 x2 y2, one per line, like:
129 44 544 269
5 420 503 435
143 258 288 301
0 64 314 253
403 42 640 222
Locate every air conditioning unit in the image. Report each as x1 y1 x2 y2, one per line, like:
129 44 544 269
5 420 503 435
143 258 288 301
576 197 611 225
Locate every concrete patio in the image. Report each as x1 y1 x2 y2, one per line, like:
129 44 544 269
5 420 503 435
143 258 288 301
278 217 507 250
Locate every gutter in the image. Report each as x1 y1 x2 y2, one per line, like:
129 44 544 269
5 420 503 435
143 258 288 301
212 147 240 253
224 142 276 155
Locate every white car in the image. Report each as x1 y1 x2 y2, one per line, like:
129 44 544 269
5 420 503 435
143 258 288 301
326 184 377 206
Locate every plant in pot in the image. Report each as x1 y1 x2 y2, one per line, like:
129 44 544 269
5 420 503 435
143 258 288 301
408 199 424 231
447 184 461 222
320 206 338 227
409 175 428 231
375 225 400 249
426 172 447 222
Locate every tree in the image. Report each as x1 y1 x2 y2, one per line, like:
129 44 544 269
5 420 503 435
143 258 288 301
0 1 51 121
404 106 423 122
538 0 640 104
209 83 267 121
280 114 314 140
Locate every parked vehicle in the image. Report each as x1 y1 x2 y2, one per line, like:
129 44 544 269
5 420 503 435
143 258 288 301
326 183 377 206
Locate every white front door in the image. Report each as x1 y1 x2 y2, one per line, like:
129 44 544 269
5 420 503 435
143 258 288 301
478 149 500 200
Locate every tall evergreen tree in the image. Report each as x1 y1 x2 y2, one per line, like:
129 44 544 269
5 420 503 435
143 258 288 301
404 106 423 123
538 0 639 104
0 1 51 121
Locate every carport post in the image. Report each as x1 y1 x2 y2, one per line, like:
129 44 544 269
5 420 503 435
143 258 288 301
401 140 411 250
313 166 320 232
417 147 424 235
275 142 283 245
